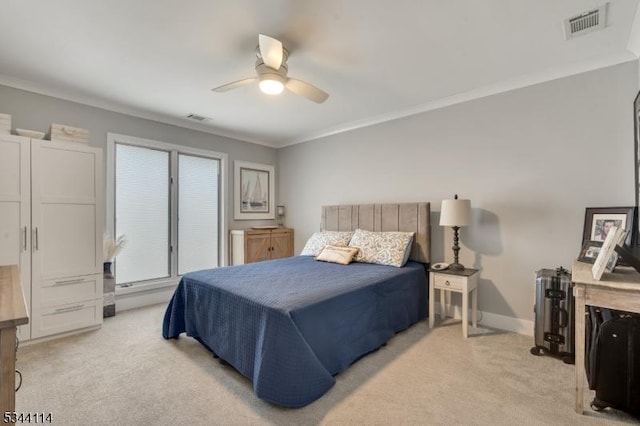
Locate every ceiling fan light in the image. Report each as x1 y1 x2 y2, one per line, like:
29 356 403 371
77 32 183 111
259 78 284 95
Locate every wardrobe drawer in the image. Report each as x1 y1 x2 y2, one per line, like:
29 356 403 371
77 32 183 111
36 274 101 308
31 300 101 339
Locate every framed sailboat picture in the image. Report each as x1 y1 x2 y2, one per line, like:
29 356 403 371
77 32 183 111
234 161 275 220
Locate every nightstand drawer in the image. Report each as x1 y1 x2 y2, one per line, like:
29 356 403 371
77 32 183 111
433 274 465 291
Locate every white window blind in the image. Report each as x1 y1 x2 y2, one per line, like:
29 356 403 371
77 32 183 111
178 154 219 274
115 144 169 284
109 134 225 290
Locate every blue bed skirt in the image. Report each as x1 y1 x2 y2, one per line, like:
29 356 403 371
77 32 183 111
162 256 427 407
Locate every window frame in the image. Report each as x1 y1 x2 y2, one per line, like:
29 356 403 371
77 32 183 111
106 133 228 295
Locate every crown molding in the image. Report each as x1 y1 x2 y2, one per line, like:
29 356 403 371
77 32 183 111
277 52 637 147
627 2 640 58
1 50 636 151
0 74 277 148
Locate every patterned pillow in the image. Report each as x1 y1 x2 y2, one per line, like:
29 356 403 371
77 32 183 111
316 245 359 265
300 231 354 256
348 229 415 267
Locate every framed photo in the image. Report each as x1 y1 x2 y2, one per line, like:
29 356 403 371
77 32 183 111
234 161 275 220
578 240 618 272
634 90 640 246
582 207 636 247
592 227 623 280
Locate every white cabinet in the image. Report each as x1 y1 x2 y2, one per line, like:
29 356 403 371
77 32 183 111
0 135 103 340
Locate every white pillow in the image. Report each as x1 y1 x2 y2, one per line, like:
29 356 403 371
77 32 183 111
316 245 359 265
300 231 354 256
348 228 415 267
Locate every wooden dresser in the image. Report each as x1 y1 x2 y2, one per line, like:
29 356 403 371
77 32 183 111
0 265 29 414
571 260 640 414
230 228 294 265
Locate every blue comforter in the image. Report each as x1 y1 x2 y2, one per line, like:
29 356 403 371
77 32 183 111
162 256 427 407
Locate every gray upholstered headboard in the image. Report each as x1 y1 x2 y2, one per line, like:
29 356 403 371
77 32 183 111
320 203 431 264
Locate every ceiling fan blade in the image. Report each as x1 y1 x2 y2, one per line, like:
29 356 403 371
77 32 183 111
211 77 256 92
259 34 283 70
285 78 329 104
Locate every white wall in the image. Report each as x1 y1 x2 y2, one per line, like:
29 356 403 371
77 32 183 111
277 61 639 329
0 84 278 233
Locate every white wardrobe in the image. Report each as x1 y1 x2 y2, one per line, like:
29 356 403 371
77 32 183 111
0 134 103 340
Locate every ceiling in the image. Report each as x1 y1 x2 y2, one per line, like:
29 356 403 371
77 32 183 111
1 1 639 148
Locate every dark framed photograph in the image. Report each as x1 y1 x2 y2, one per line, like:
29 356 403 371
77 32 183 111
578 240 603 264
578 240 618 273
582 207 636 248
634 90 640 246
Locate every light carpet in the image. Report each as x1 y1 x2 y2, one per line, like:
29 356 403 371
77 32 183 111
15 303 639 425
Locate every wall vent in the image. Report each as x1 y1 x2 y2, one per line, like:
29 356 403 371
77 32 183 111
186 113 210 122
563 3 608 40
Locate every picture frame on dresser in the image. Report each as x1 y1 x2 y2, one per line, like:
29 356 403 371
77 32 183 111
592 226 625 280
233 161 275 220
577 240 618 272
581 207 636 248
577 240 603 264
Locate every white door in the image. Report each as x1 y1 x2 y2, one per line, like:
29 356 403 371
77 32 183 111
0 135 31 339
31 140 103 281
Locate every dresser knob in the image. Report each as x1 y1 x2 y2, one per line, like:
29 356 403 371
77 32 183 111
445 281 450 286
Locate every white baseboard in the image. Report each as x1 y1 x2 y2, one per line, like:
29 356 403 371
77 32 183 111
479 310 534 336
116 285 176 312
437 304 534 336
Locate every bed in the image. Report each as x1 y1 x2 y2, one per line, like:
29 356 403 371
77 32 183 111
162 202 431 407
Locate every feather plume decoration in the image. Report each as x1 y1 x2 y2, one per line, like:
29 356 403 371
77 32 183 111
103 233 127 262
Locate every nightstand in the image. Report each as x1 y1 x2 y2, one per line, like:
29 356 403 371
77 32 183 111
429 268 479 338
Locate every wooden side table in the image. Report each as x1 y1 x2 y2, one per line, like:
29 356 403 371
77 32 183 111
0 265 29 415
571 260 640 414
428 268 479 338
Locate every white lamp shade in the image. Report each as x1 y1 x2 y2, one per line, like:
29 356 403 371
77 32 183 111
277 205 285 216
439 198 471 227
259 78 284 95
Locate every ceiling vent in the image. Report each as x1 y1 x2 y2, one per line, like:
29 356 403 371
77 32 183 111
563 3 608 40
186 113 210 122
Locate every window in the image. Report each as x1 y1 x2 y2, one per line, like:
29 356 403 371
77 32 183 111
177 153 219 275
107 134 227 290
115 144 170 283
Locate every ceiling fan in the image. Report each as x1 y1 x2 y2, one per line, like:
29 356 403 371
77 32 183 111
212 34 329 104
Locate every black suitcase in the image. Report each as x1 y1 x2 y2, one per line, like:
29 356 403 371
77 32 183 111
590 313 640 415
586 306 614 389
530 267 575 364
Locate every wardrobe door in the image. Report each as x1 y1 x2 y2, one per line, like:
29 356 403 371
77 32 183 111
30 140 104 339
30 140 103 281
0 135 31 339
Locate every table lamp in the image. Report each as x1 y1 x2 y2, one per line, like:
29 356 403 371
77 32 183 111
439 194 472 271
277 205 285 226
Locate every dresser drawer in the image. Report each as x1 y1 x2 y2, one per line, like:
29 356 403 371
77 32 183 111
433 274 466 291
34 274 101 308
31 300 101 339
